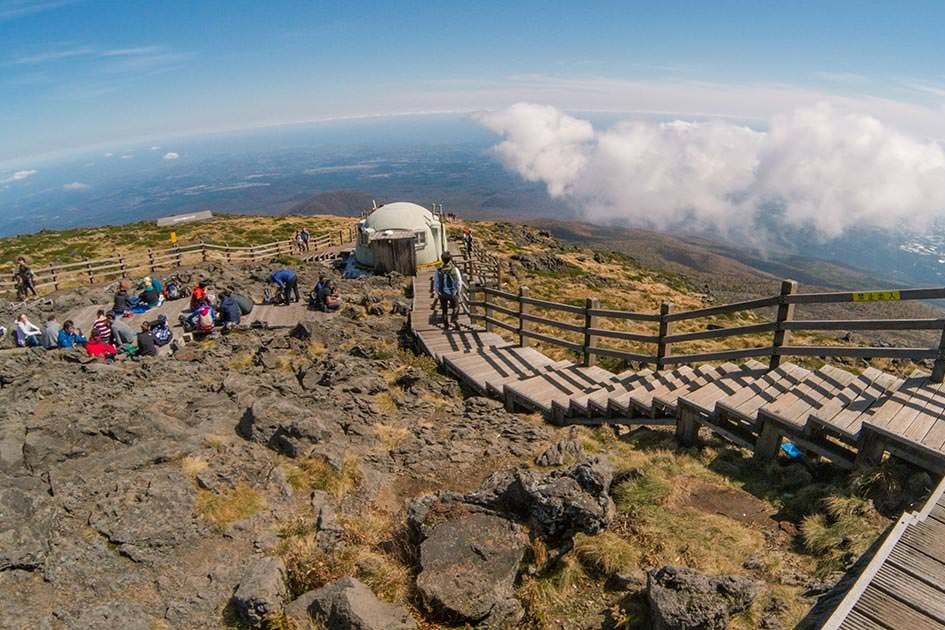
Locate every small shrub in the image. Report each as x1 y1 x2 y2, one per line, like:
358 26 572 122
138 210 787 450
612 475 671 513
284 455 362 500
573 531 640 578
180 455 208 478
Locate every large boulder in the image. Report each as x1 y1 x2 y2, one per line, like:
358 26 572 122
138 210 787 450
647 566 762 630
292 576 416 630
232 556 288 628
415 457 615 547
416 513 526 628
237 396 333 457
0 474 60 571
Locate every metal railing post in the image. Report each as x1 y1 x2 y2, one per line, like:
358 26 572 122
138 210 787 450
770 279 798 370
584 297 599 367
656 302 674 370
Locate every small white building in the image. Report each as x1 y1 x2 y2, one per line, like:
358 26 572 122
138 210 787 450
354 201 446 269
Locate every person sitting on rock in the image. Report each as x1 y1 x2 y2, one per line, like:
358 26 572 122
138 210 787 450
91 309 112 344
57 320 87 348
190 281 208 311
218 291 241 330
150 315 173 346
309 275 327 309
184 300 216 334
14 313 42 347
42 315 61 349
138 278 160 308
270 269 300 305
85 331 117 361
113 286 133 315
322 281 342 312
107 311 136 345
136 321 158 357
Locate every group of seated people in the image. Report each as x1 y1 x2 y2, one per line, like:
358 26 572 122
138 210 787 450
112 276 178 315
310 275 342 312
180 281 253 334
12 309 173 361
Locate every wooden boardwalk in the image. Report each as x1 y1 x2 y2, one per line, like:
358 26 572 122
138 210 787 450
410 263 945 627
824 475 945 629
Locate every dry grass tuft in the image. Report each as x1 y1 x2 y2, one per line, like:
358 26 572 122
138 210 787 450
228 350 255 371
375 423 410 451
306 340 327 358
284 454 363 500
195 482 265 527
573 531 641 578
180 455 208 478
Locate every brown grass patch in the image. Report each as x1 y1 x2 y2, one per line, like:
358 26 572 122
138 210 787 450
195 482 265 527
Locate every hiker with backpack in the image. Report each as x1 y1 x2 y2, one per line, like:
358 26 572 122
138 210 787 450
300 228 311 252
431 252 463 330
270 269 300 305
310 275 327 310
150 315 173 346
164 280 182 301
190 282 208 311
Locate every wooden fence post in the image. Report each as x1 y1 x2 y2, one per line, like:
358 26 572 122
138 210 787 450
86 260 94 285
337 230 344 245
656 302 674 370
201 241 208 263
119 255 126 276
584 297 600 367
484 288 494 332
147 249 155 273
52 270 60 292
931 325 945 383
175 246 182 268
519 287 531 347
770 279 797 370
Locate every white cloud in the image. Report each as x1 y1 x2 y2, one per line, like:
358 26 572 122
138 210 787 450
162 152 179 160
150 145 161 151
103 152 113 158
120 154 133 159
477 102 945 240
62 181 90 191
0 169 38 184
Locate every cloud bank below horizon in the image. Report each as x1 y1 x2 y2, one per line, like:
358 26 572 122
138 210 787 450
475 102 945 239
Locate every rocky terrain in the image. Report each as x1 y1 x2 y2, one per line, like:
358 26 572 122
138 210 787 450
0 224 936 629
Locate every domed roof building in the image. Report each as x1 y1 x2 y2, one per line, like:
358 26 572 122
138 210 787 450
355 201 446 270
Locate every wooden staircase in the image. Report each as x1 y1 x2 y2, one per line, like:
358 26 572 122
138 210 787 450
411 266 945 475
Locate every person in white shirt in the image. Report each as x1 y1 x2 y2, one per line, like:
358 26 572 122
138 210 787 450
15 313 42 347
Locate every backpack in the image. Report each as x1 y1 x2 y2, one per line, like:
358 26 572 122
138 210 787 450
166 282 181 300
437 266 458 298
151 316 173 346
196 308 214 332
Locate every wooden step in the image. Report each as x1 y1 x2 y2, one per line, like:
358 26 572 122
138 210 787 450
651 362 744 416
807 367 904 443
611 367 699 417
504 364 617 415
863 372 945 468
715 362 811 431
578 369 655 417
442 346 564 395
415 329 511 363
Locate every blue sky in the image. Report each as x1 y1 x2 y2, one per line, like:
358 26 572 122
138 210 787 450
2 0 945 166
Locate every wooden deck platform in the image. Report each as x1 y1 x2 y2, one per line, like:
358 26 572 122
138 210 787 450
824 475 945 629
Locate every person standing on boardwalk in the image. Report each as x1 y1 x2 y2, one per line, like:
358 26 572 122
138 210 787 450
462 228 473 257
300 228 310 252
15 257 36 299
431 252 463 330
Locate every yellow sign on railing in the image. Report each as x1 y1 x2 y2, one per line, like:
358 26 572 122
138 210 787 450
852 291 901 302
170 232 177 244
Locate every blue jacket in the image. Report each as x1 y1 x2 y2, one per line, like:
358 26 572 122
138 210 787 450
270 269 296 287
220 296 241 323
58 329 86 348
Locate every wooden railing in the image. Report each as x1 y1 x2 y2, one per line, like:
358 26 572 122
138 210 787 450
3 224 358 297
465 264 945 382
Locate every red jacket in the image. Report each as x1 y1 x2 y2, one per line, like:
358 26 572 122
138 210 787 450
86 339 117 358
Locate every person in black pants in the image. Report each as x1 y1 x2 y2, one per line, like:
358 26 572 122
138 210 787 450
270 269 300 304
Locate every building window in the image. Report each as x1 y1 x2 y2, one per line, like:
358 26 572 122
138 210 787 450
414 230 426 249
